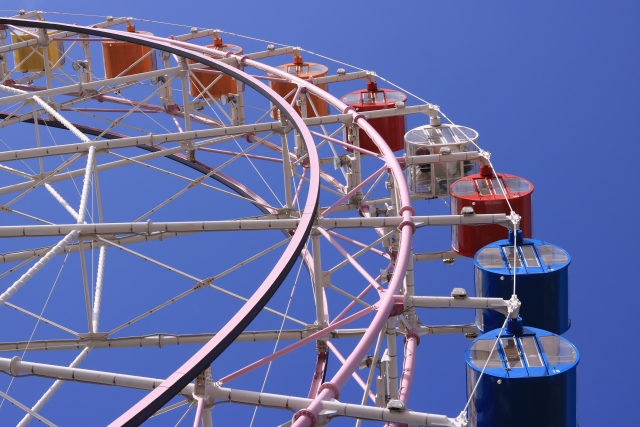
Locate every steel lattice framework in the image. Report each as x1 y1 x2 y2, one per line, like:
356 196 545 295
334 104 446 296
0 12 522 427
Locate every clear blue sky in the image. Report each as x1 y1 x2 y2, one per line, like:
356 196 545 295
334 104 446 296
2 1 639 425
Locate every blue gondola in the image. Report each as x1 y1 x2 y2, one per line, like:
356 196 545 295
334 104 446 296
465 321 579 427
474 230 571 334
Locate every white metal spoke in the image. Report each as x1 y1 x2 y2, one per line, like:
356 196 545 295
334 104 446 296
3 302 79 337
97 237 307 326
107 284 204 337
106 150 279 211
16 348 90 427
133 132 274 221
0 390 58 427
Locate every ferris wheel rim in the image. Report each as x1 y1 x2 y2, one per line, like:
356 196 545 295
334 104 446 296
0 16 423 427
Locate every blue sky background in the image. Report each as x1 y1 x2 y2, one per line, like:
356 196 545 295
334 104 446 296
1 1 639 425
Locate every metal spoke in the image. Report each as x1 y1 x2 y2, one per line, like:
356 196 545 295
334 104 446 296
133 132 274 221
3 302 80 337
98 237 308 327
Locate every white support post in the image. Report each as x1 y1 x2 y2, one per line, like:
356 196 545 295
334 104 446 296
203 410 213 427
311 230 326 326
349 125 362 202
16 348 91 427
77 146 95 224
377 349 390 407
179 57 195 161
234 77 245 126
78 242 94 334
93 167 105 223
37 28 53 99
280 115 294 208
386 318 399 401
92 245 106 332
80 40 93 83
31 101 44 174
0 28 7 79
403 245 419 327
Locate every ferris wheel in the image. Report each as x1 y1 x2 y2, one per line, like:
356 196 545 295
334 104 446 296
0 11 578 427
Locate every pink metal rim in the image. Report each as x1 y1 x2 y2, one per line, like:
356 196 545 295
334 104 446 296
0 16 421 426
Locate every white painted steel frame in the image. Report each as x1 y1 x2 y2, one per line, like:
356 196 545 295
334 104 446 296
0 14 520 427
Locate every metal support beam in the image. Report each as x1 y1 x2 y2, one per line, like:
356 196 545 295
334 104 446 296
0 231 78 306
311 230 326 325
408 295 520 317
385 318 399 400
0 328 373 353
0 356 460 426
0 214 512 238
16 348 91 427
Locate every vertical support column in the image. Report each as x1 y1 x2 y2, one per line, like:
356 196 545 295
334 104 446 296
234 77 245 125
78 242 94 334
81 40 93 82
37 28 53 98
403 245 420 327
385 318 399 401
376 348 390 407
92 245 106 332
294 89 308 159
193 367 215 427
349 124 363 203
31 101 44 174
159 51 174 107
280 114 294 209
311 230 326 326
202 409 213 427
179 57 195 162
0 25 7 80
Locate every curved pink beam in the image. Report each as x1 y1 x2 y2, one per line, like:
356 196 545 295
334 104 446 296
0 19 321 426
231 49 416 427
3 18 418 424
218 306 374 385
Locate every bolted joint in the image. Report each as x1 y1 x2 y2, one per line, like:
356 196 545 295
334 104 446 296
397 220 416 235
177 56 190 76
398 205 416 216
316 340 328 354
404 330 421 346
293 409 317 427
9 356 21 376
37 28 50 47
453 411 469 427
479 150 491 166
186 149 196 163
507 295 521 318
508 212 522 230
389 299 406 318
192 366 216 406
317 382 340 400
